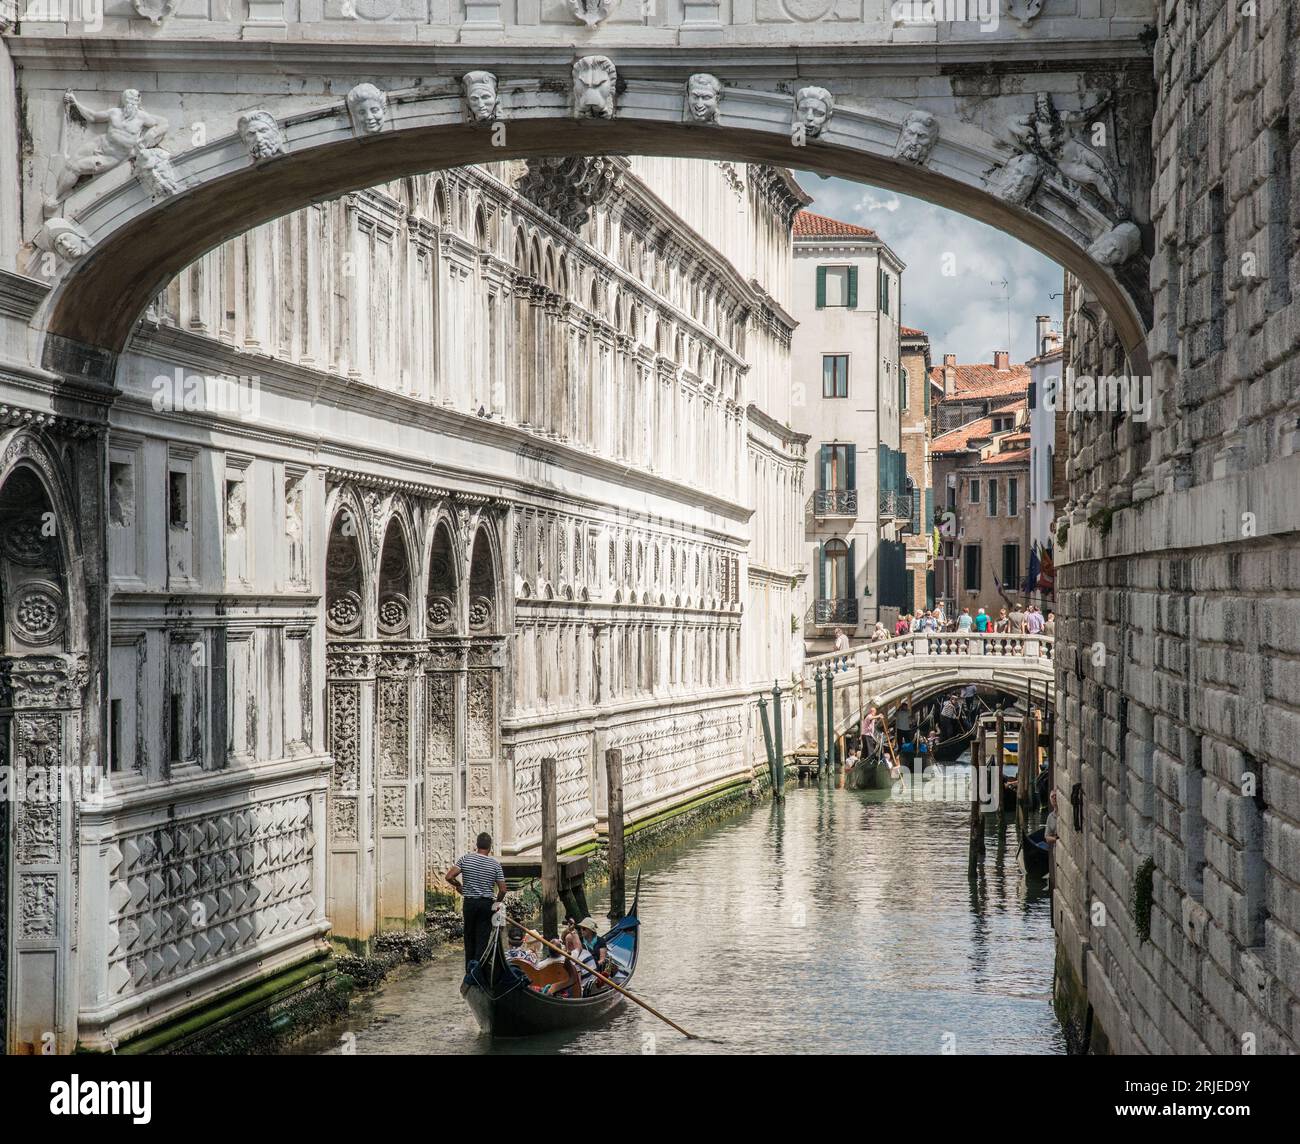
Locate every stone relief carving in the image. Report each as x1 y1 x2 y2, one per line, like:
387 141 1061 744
332 797 358 841
1007 0 1043 25
894 110 939 166
346 83 389 136
33 217 92 266
516 156 625 232
329 682 361 790
45 89 170 216
1087 220 1142 267
685 74 724 125
793 86 834 139
462 71 500 124
20 874 57 939
573 56 617 120
377 592 410 636
427 595 454 631
133 0 180 23
18 799 60 865
379 678 409 779
225 480 247 533
1004 91 1120 210
326 650 376 679
326 589 363 635
468 594 494 631
467 672 494 757
2 654 88 708
987 151 1045 206
10 581 66 646
570 0 613 25
425 673 454 762
237 109 288 162
132 146 183 201
382 786 406 828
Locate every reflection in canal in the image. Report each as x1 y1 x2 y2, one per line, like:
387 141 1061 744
297 773 1065 1055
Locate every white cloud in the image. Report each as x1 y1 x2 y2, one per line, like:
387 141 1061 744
794 172 1063 365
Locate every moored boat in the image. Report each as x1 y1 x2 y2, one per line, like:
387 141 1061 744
461 884 641 1037
1020 827 1050 879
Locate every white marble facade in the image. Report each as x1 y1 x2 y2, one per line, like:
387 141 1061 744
0 156 807 1049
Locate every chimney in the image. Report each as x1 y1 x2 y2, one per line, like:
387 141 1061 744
943 353 957 367
943 354 957 396
1035 315 1052 357
993 350 1010 371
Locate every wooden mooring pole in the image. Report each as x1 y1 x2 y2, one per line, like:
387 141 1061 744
540 755 558 940
605 747 626 921
772 680 785 799
968 731 985 876
995 709 1006 833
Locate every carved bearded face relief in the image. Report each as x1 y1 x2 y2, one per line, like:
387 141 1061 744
238 110 287 160
573 56 617 119
895 111 938 165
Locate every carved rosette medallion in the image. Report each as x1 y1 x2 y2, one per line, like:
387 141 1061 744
10 580 65 646
426 595 454 632
377 592 410 636
468 595 494 632
326 589 363 636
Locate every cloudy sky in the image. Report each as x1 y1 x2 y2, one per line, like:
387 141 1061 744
792 171 1063 366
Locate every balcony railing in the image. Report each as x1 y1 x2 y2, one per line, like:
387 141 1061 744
813 488 858 517
814 597 859 625
879 490 912 520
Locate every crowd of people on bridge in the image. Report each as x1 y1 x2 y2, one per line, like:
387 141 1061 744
870 603 1054 650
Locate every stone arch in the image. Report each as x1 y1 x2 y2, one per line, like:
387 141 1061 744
324 490 370 640
424 514 460 636
467 520 501 636
0 433 88 1054
376 513 415 640
24 78 1153 378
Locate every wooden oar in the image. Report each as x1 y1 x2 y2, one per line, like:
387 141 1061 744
509 920 696 1039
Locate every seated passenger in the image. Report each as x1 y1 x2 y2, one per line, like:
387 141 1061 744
506 926 539 967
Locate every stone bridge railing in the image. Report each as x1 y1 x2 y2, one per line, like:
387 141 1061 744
794 632 1056 741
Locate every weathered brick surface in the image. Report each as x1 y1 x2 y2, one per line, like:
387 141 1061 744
1054 0 1300 1054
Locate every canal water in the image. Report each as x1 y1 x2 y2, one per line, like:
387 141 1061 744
297 769 1066 1055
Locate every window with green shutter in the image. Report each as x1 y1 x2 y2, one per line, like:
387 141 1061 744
846 266 858 309
878 269 890 314
816 265 827 309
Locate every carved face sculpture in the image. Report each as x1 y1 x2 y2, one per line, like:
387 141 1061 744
991 152 1043 205
573 56 617 120
347 83 388 135
54 231 89 261
895 111 937 164
121 88 141 116
686 74 723 124
462 72 499 124
1087 221 1142 268
41 217 91 263
794 87 833 138
133 147 181 199
238 110 287 160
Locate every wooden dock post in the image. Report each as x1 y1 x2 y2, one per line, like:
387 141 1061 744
540 755 558 940
968 731 985 875
995 709 1006 832
1018 712 1037 838
825 666 837 776
814 666 826 776
772 680 785 799
606 747 626 921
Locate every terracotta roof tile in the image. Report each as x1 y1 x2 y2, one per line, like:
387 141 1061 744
900 325 927 337
932 416 994 452
929 360 1031 403
978 447 1030 466
793 210 879 239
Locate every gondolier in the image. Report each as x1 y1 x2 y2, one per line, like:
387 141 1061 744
446 832 507 971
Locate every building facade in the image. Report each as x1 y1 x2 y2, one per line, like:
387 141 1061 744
0 155 809 1051
1026 315 1064 612
790 210 908 647
900 327 935 614
929 353 1031 621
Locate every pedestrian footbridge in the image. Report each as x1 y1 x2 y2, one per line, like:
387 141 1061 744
796 633 1056 742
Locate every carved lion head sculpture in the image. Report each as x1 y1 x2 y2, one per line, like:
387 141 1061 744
573 56 617 120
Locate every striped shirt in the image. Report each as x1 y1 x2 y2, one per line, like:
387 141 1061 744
456 851 504 898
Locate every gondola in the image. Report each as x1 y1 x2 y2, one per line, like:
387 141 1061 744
460 879 642 1038
1020 827 1050 879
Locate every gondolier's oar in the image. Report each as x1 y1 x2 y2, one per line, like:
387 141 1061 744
512 921 696 1039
